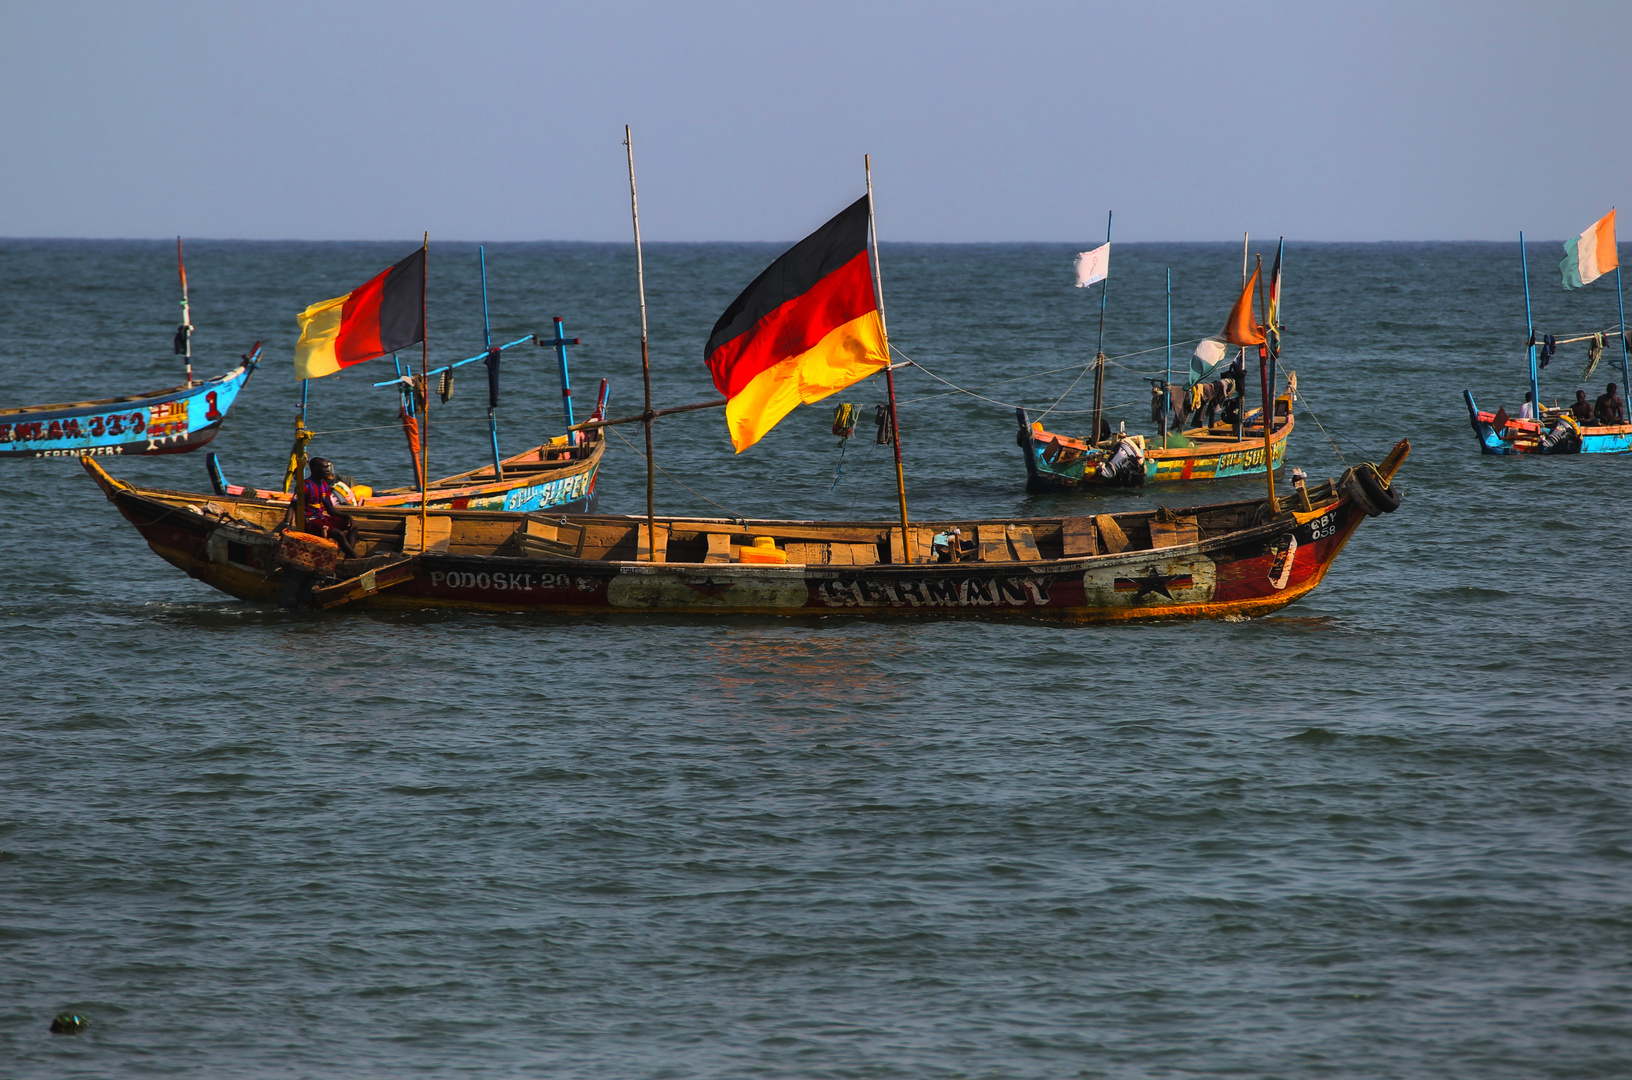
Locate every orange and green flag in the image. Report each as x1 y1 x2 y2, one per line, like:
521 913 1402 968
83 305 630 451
1561 209 1617 289
293 248 425 380
704 196 889 452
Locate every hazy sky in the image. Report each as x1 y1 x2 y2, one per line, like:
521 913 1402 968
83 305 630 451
2 1 1626 242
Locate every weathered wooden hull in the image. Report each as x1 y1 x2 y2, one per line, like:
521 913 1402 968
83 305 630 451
0 357 257 459
1464 390 1632 455
83 442 1408 623
1019 399 1293 492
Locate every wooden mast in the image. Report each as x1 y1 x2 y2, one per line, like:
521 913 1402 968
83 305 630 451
1162 267 1171 449
419 231 429 553
866 155 912 559
1236 231 1248 438
1089 211 1112 446
625 126 657 562
1254 254 1278 515
176 238 193 385
1614 209 1631 409
1520 232 1540 422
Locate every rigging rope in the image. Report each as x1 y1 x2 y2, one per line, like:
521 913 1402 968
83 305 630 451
1293 390 1353 465
605 423 746 519
891 337 1207 416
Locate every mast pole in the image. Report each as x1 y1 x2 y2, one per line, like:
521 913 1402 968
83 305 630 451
1236 231 1248 438
1521 232 1540 418
867 154 912 559
1090 210 1112 446
625 126 657 562
480 245 504 481
177 237 193 385
1269 237 1283 417
554 317 576 430
1163 267 1172 449
1255 254 1278 514
419 232 429 553
1615 210 1631 409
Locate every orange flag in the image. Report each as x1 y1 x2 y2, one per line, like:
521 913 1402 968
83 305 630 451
1224 266 1267 346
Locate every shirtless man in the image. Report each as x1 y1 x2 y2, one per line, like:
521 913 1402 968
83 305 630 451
1594 383 1627 426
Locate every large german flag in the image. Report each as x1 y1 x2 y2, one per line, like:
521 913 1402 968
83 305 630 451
294 248 426 380
705 195 889 452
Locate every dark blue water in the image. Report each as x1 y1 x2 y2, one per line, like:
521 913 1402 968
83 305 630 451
3 240 1629 1078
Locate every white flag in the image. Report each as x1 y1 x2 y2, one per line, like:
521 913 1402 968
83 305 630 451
1187 337 1230 386
1193 337 1228 368
1073 243 1110 288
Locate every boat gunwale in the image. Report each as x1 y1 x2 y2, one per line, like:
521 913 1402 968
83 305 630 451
0 360 254 418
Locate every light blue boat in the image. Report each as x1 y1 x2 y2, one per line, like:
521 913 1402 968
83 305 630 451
0 347 258 460
1 239 258 460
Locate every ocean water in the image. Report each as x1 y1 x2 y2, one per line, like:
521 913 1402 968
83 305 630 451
1 239 1629 1078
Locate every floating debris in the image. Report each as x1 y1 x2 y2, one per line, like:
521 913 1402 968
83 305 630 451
50 1014 88 1035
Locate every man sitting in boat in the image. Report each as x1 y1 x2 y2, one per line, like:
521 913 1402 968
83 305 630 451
1594 383 1626 425
301 457 359 558
1572 390 1595 423
1518 391 1537 420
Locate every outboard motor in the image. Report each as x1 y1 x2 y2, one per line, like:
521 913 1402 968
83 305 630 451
1095 437 1147 486
1540 416 1582 454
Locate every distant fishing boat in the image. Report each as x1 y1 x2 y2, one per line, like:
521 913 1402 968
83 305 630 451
1 239 258 459
1465 214 1632 455
1019 389 1293 490
1018 232 1296 490
219 243 607 516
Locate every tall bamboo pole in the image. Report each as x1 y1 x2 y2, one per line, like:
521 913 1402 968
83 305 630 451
1615 210 1631 409
419 232 429 553
1236 232 1248 439
625 126 657 562
1089 211 1112 446
866 155 912 560
1520 232 1540 420
176 237 193 385
1254 255 1278 515
1163 268 1171 449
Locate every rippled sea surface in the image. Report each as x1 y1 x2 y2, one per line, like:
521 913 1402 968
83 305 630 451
2 239 1629 1078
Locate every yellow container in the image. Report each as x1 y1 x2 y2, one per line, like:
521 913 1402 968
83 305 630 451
737 536 787 564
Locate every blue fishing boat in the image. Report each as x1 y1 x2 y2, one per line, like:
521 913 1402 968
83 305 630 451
0 239 259 460
1465 216 1632 456
1 355 259 459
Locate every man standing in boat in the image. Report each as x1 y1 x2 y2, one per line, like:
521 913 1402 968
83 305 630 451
300 457 358 557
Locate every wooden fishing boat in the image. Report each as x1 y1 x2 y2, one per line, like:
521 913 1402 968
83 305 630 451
3 240 257 460
80 440 1407 621
236 243 609 516
1018 391 1294 490
1028 235 1299 492
1466 221 1632 456
2 352 258 459
217 428 605 512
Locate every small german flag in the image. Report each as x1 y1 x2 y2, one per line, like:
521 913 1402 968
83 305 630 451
705 196 889 452
294 248 425 380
